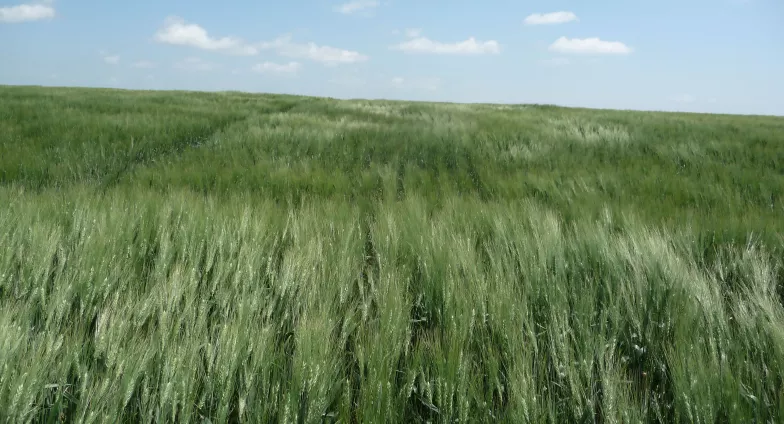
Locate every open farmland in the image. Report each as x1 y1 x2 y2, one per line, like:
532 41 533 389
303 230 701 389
1 85 784 422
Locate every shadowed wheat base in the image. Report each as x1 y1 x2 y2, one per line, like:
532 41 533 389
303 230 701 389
1 86 783 422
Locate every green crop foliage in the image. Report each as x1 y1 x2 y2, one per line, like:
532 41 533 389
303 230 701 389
1 85 783 422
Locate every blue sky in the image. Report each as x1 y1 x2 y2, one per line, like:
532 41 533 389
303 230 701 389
1 0 782 115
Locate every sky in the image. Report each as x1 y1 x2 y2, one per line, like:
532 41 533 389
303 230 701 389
1 0 782 115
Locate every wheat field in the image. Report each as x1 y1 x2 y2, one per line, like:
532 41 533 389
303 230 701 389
1 85 783 423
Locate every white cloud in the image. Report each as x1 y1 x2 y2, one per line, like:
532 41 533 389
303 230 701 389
252 61 302 74
103 55 120 65
154 17 367 65
672 94 696 104
335 0 379 14
154 17 366 65
259 36 368 65
404 28 422 38
391 35 500 55
155 16 257 55
174 57 218 72
524 11 578 25
0 3 55 23
132 60 156 69
549 37 633 54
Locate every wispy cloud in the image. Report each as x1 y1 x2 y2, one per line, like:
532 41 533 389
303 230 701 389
259 36 368 65
524 11 578 25
672 94 696 104
549 37 633 54
132 60 156 69
391 32 500 55
0 3 55 23
103 55 120 65
252 61 302 75
155 16 257 55
154 17 367 65
174 57 218 72
335 0 379 14
404 28 422 38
